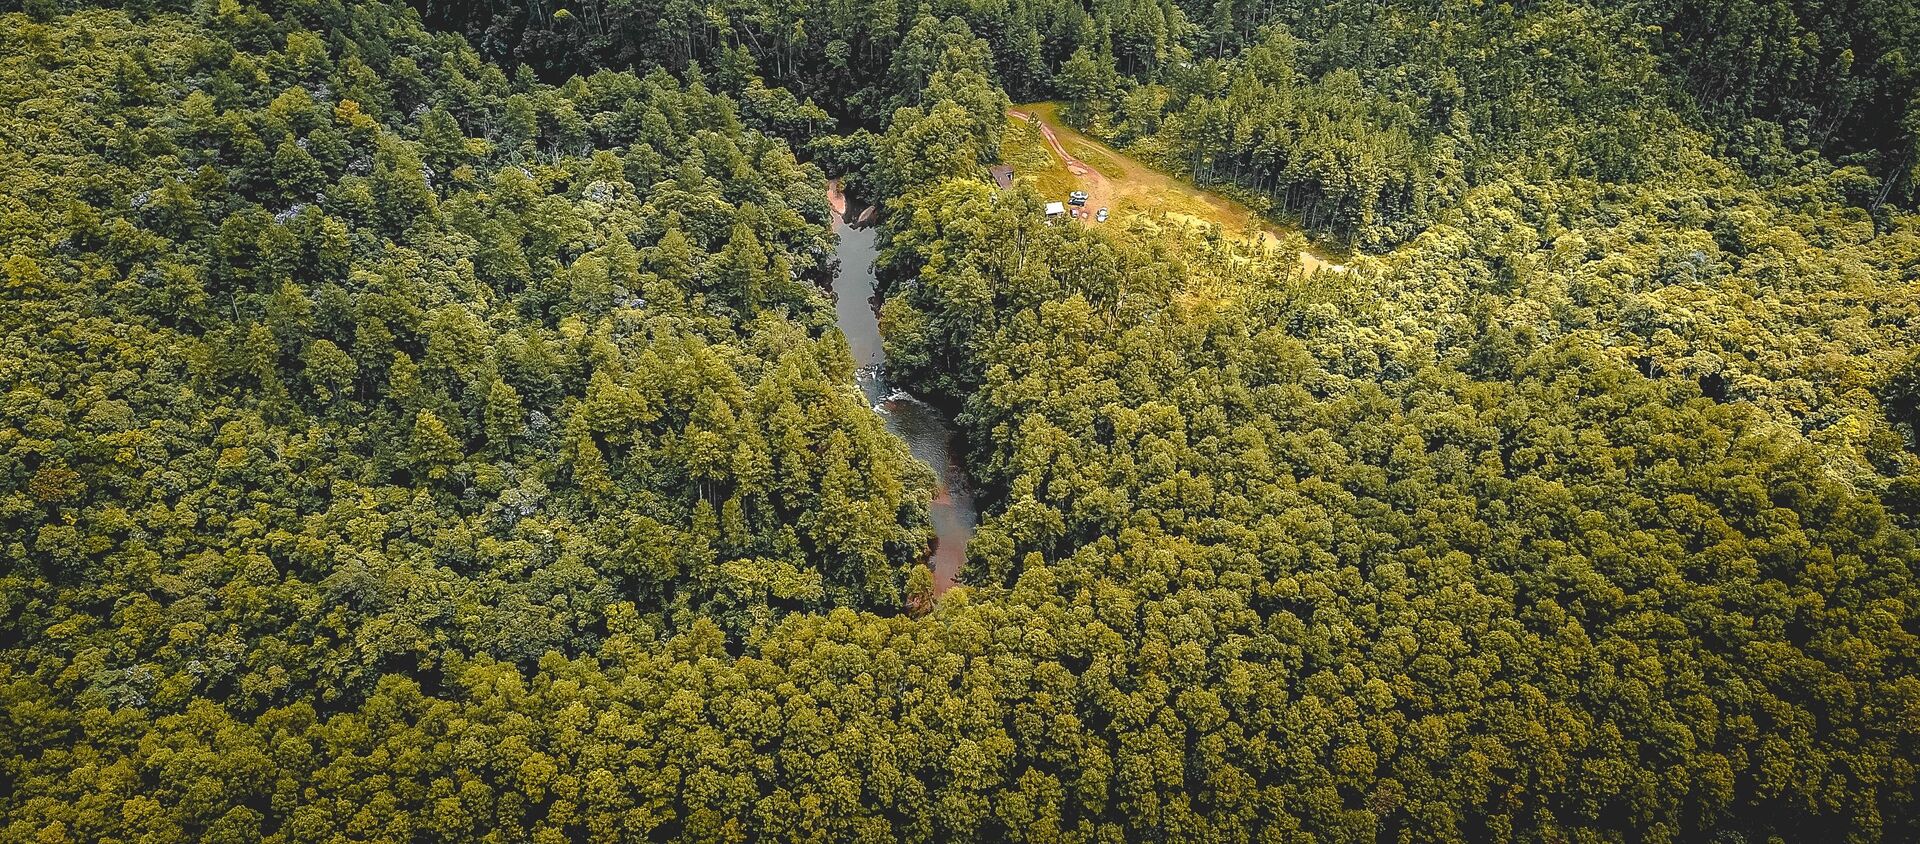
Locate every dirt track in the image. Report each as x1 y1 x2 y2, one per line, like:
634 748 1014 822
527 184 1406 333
1010 109 1111 222
1007 106 1347 272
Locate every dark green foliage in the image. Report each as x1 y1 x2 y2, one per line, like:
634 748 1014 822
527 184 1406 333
1647 0 1920 204
4 0 1920 842
0 0 933 759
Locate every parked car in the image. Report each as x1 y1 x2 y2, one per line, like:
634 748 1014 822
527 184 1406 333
1095 207 1109 222
1068 190 1089 206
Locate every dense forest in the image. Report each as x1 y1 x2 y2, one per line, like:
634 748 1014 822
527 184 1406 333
399 0 1920 247
3 0 1918 842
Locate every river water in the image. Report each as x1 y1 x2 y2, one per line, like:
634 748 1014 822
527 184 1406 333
829 201 976 597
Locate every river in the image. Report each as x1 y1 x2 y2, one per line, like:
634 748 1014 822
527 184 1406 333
827 191 977 598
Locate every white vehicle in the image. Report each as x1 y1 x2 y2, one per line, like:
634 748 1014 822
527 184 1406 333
1068 190 1089 206
1095 207 1109 222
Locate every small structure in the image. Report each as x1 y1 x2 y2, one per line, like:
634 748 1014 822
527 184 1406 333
989 165 1014 190
1044 201 1065 217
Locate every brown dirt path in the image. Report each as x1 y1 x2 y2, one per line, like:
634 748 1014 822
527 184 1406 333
1008 105 1346 272
1010 109 1111 222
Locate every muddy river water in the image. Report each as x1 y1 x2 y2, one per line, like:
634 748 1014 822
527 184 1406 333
828 199 977 597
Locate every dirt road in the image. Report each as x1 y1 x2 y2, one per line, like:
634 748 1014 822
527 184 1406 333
1007 105 1346 272
1012 109 1087 175
1010 109 1111 221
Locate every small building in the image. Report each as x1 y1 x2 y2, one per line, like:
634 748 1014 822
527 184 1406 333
1044 201 1065 217
989 165 1014 190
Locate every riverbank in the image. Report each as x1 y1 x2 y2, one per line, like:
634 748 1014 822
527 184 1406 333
825 186 976 598
826 178 874 227
827 178 847 218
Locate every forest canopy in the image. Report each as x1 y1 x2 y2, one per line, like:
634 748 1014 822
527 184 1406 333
2 0 1918 842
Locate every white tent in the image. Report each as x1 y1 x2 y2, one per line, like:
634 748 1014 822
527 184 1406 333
1044 201 1065 217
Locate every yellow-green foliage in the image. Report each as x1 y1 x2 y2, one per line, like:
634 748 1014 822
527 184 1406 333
5 0 1920 842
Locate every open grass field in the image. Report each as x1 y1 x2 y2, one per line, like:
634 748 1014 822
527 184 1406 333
1004 102 1346 274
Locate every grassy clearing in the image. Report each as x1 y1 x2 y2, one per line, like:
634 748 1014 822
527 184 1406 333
1001 117 1079 202
1004 102 1348 274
